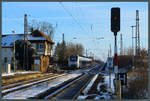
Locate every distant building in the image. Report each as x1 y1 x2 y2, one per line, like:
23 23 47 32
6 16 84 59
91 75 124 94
1 30 54 72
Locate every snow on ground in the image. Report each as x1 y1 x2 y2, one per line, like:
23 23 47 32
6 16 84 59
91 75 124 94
97 82 106 92
94 94 110 100
103 73 115 93
77 74 98 100
95 73 115 100
77 65 116 100
2 71 40 77
2 73 81 99
77 95 88 99
2 74 65 94
83 74 98 95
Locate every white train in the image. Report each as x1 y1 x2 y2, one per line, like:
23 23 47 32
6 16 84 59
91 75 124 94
68 54 92 68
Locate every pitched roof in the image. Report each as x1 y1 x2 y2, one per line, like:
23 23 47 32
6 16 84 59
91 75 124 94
31 30 54 44
2 34 24 47
2 30 54 47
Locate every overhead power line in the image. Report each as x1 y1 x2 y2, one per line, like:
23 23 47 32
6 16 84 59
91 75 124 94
59 2 86 32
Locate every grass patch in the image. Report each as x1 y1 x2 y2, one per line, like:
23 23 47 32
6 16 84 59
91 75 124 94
2 73 42 86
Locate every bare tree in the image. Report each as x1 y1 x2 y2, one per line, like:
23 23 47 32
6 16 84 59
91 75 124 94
124 47 133 56
54 42 84 66
29 20 54 40
67 42 84 56
140 48 148 58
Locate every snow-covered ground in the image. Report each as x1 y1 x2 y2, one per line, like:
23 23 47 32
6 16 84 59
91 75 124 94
83 74 98 95
95 73 115 99
77 72 115 100
77 74 98 100
2 74 66 94
103 74 115 93
2 73 81 99
2 71 40 77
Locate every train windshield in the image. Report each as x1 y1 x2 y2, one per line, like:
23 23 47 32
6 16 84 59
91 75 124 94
70 55 78 61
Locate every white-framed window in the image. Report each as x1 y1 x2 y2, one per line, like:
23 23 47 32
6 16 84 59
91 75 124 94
37 43 44 52
39 43 44 49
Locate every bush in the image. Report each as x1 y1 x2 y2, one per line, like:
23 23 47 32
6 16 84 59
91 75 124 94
123 66 148 99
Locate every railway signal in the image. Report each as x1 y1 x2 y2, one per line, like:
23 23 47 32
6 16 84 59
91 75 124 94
111 7 120 35
111 7 121 99
111 7 120 74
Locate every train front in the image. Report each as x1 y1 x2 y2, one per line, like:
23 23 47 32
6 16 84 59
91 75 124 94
68 55 79 68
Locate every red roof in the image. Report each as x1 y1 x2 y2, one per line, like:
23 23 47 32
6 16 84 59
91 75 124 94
31 30 54 44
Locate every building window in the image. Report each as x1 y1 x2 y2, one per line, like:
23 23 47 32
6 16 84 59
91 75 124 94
39 43 44 49
4 57 7 63
37 43 44 52
36 43 39 50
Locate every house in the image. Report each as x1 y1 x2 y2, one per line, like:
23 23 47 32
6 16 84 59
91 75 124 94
1 30 54 72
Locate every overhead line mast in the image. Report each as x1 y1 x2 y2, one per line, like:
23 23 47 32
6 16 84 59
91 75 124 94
120 34 123 55
135 10 140 56
24 14 28 70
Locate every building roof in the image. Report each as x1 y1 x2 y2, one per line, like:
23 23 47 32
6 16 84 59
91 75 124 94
2 30 54 47
31 30 54 44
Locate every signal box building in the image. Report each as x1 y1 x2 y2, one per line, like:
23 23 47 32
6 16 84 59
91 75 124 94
1 30 54 72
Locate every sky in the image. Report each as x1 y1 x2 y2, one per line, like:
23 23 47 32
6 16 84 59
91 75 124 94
2 2 148 61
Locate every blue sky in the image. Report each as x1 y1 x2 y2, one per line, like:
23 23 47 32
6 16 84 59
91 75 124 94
2 2 148 61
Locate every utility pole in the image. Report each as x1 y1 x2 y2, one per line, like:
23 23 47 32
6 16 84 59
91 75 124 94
12 31 16 72
93 53 94 60
135 10 140 56
24 14 28 70
108 50 110 57
62 33 64 42
120 34 123 55
131 25 136 69
110 44 112 57
109 44 112 89
131 26 136 55
90 52 92 58
86 49 88 57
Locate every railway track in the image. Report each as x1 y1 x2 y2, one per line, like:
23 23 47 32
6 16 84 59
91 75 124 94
29 73 85 99
2 73 56 90
34 65 101 99
2 73 67 96
48 74 94 99
2 64 102 99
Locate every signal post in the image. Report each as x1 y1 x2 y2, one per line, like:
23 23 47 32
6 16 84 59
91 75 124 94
111 7 121 99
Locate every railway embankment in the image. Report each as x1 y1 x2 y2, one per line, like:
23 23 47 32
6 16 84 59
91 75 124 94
78 73 115 100
121 57 148 99
2 71 42 86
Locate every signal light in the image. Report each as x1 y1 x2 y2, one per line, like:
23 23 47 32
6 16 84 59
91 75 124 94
114 16 117 20
111 7 120 35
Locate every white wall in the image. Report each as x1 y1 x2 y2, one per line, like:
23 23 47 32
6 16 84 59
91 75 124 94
1 48 14 72
32 42 44 56
32 42 52 56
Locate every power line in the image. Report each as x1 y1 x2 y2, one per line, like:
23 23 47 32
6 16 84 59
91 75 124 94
77 3 94 35
59 2 86 32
